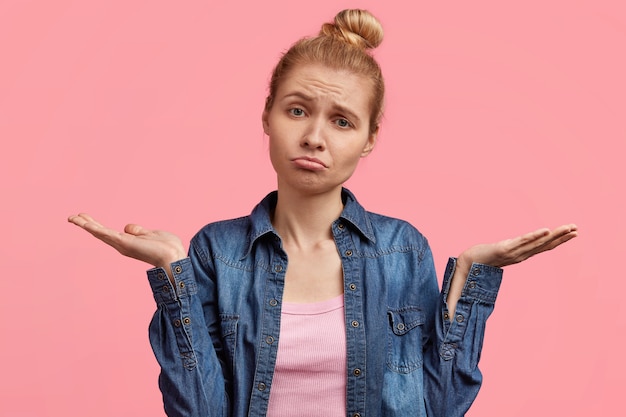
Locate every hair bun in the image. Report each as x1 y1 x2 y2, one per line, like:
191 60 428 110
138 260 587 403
319 9 383 50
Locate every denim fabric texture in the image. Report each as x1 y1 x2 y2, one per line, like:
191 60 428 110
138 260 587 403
146 189 503 417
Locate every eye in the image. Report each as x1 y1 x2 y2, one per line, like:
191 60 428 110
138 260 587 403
289 107 305 117
335 118 353 129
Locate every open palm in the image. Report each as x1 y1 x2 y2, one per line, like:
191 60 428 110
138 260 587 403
458 224 578 269
68 213 186 278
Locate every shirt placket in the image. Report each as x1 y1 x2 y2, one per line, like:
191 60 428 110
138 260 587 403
334 220 367 417
248 242 287 417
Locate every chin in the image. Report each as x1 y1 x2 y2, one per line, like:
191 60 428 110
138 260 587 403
282 177 342 195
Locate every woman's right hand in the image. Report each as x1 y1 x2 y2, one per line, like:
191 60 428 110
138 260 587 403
68 213 186 280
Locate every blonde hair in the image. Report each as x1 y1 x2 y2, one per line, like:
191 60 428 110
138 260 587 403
265 9 385 134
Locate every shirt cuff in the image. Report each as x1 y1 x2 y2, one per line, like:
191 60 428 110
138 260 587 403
147 257 195 305
442 257 503 305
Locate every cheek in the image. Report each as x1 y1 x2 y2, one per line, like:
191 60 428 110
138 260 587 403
336 146 366 170
268 137 278 160
267 135 285 169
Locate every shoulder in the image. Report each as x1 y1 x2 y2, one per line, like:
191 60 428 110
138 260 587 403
190 215 254 260
341 188 428 250
192 215 252 245
188 191 277 265
365 210 429 251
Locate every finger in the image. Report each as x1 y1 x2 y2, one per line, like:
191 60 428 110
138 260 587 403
496 228 550 260
508 227 578 263
548 223 578 237
532 225 578 250
68 214 147 259
498 225 577 264
76 213 105 228
565 223 578 232
68 213 105 230
526 229 578 256
516 228 551 246
68 216 95 230
514 224 577 251
124 223 149 236
68 215 84 226
68 214 122 245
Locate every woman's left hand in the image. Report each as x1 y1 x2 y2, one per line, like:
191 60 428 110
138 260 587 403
457 224 578 269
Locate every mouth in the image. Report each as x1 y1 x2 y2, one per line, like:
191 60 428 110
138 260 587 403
292 156 327 170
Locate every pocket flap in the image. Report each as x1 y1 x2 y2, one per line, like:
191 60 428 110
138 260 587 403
219 314 239 337
388 307 424 336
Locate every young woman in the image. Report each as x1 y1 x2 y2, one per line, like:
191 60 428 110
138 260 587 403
68 9 577 417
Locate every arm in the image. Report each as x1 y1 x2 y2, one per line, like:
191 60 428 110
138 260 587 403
148 256 229 417
68 213 229 416
423 224 578 416
423 256 502 417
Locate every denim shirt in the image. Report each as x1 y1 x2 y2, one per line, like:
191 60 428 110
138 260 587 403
146 189 503 417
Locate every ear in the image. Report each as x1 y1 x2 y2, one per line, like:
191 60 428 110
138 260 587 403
361 125 379 157
262 110 270 135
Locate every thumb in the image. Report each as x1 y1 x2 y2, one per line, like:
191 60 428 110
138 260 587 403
124 223 148 236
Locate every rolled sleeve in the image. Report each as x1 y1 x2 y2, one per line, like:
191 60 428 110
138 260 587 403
424 258 504 417
442 258 503 304
146 257 228 417
147 258 196 305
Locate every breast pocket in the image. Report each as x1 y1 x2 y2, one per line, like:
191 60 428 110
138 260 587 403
387 307 425 374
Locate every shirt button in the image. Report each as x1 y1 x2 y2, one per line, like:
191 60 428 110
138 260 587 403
440 343 456 361
173 319 181 327
397 323 406 331
257 382 267 391
472 267 481 276
183 317 191 325
351 320 359 328
443 312 450 321
265 336 274 344
456 314 464 323
269 299 278 307
353 368 362 376
274 265 283 272
338 223 345 229
162 285 170 293
174 265 182 274
468 281 476 289
352 413 361 417
157 272 165 281
348 283 357 291
345 250 353 256
179 281 185 289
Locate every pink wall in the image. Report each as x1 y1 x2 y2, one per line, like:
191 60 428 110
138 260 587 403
1 0 623 415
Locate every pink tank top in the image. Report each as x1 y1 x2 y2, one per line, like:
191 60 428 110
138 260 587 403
266 294 347 417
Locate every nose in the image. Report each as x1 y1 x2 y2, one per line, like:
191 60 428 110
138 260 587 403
301 118 326 150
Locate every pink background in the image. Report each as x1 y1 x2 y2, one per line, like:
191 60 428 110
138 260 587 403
1 0 624 415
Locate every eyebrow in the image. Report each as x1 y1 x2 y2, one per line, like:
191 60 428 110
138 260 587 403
282 91 363 124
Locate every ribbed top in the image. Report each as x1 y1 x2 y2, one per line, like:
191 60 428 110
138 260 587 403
267 294 347 417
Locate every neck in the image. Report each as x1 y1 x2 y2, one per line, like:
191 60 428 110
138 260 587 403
272 184 344 249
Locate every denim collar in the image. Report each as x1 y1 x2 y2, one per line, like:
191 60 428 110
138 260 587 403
244 188 376 257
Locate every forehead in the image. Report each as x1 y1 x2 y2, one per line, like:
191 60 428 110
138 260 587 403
276 64 372 114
